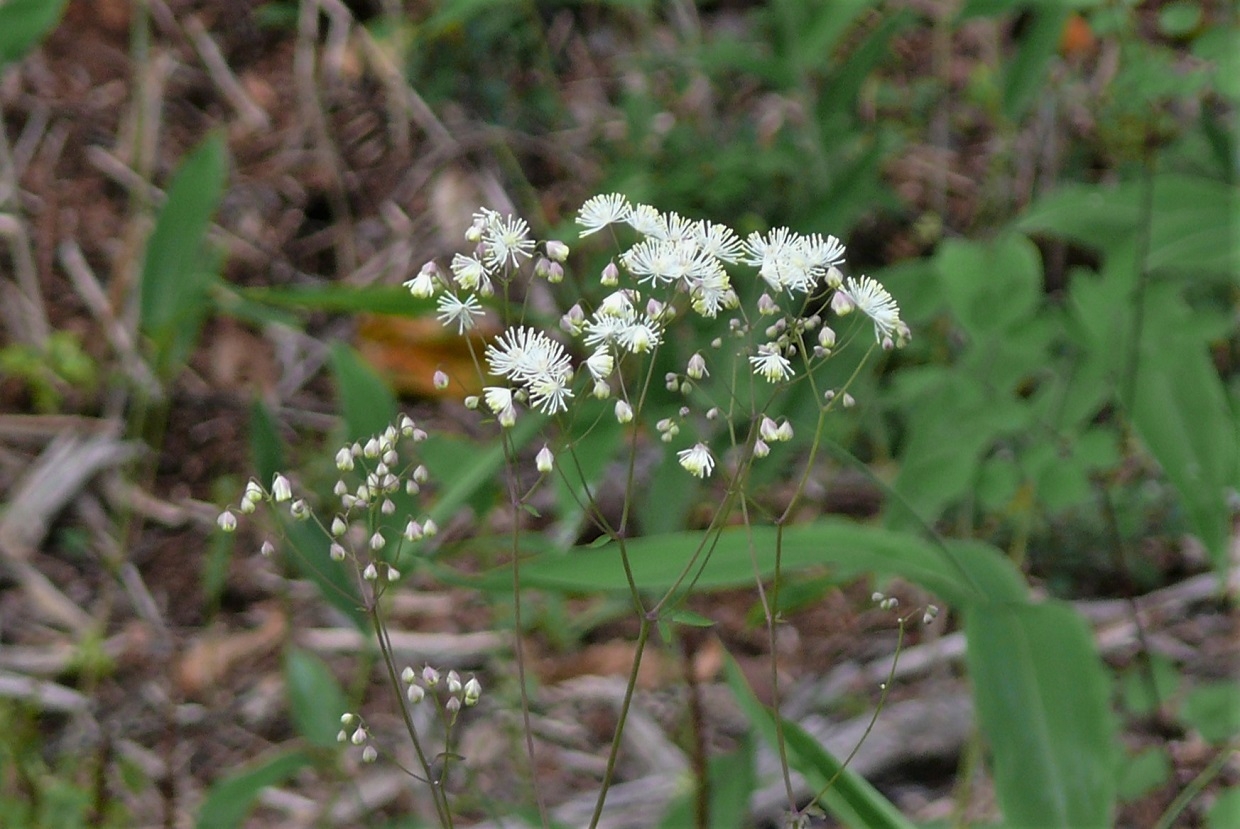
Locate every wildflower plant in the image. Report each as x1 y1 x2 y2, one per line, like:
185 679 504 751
220 197 908 827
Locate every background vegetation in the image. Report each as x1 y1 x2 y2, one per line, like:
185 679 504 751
0 0 1235 827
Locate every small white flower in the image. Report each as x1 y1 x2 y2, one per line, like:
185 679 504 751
422 518 438 537
362 745 378 763
453 250 491 292
480 211 535 269
841 276 902 344
600 260 619 286
626 203 666 237
545 240 570 262
331 516 347 537
243 480 264 504
436 292 485 333
615 400 634 423
363 563 378 581
423 665 440 686
536 445 554 474
261 540 275 557
217 511 237 532
447 671 462 693
369 531 385 551
586 347 614 380
330 542 346 561
617 315 661 354
403 262 440 298
677 443 715 478
463 676 482 706
407 684 425 703
334 447 354 471
577 193 631 236
272 474 292 502
749 344 794 382
686 352 708 380
433 370 450 390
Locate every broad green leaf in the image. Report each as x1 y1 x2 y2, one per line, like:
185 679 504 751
934 235 1042 339
284 646 349 749
1116 747 1172 802
1004 8 1070 121
491 519 1026 608
196 749 312 829
246 402 364 626
964 601 1117 828
328 341 397 442
1130 304 1236 569
0 0 68 65
657 735 754 829
725 655 914 829
1181 682 1240 743
419 413 541 531
248 398 287 485
139 133 227 377
236 284 436 316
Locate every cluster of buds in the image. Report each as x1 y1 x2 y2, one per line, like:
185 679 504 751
401 665 482 724
338 713 378 764
217 415 441 598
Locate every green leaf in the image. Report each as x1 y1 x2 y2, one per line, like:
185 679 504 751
656 735 755 829
1130 303 1237 569
248 398 287 485
1181 682 1240 744
139 133 227 377
1116 747 1172 802
284 646 349 749
0 0 68 65
236 284 436 316
195 749 312 829
934 235 1042 338
964 601 1117 828
419 414 541 531
1004 8 1071 121
328 341 397 442
489 518 1025 608
724 654 915 829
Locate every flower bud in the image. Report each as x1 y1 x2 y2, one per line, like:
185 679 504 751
546 240 570 262
536 445 554 474
369 531 386 551
330 543 346 561
335 447 354 471
422 666 440 686
331 516 347 537
272 474 292 502
463 677 481 706
686 353 708 380
363 563 378 581
615 400 633 423
362 745 378 763
433 370 449 390
601 261 619 286
217 511 237 532
261 540 275 557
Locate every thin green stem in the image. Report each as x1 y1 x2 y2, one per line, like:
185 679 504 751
587 617 652 829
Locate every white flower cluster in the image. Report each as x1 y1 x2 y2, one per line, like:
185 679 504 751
217 415 439 587
402 195 908 478
401 664 482 722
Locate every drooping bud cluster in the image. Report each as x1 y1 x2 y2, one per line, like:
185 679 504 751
216 415 439 596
